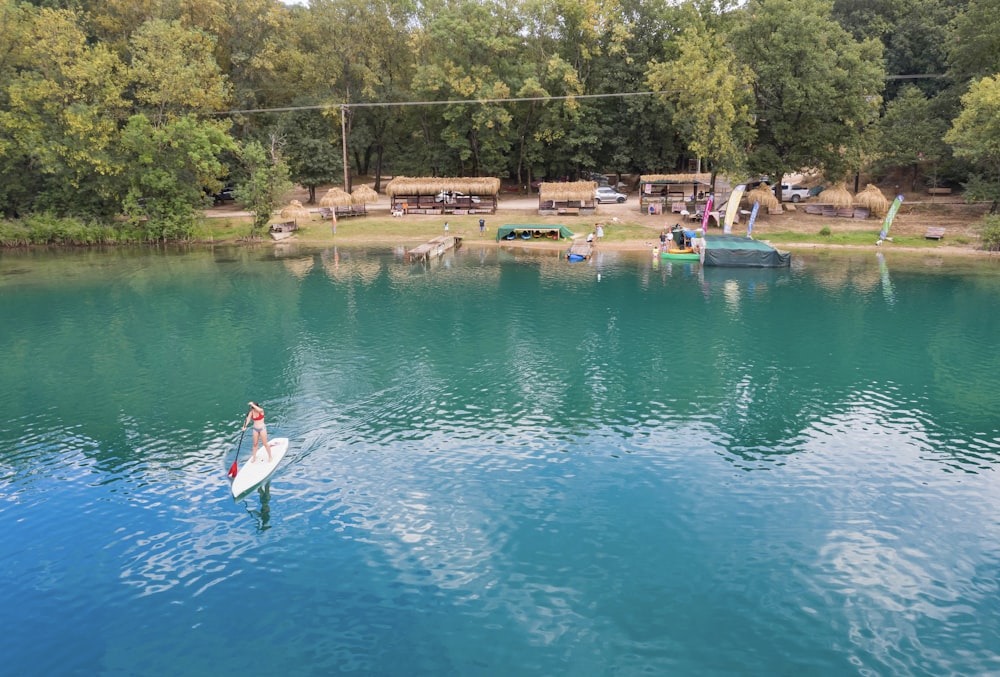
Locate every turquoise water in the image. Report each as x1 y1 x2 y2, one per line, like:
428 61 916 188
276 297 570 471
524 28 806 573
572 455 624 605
2 244 1000 675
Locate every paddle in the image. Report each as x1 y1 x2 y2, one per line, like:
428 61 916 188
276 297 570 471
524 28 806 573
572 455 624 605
227 412 250 478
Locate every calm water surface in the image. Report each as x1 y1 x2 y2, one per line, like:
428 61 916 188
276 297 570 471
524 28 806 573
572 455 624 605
2 244 1000 676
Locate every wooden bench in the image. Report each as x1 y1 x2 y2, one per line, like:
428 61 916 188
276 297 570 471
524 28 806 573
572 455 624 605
926 188 952 196
334 205 367 217
925 227 946 240
318 207 334 220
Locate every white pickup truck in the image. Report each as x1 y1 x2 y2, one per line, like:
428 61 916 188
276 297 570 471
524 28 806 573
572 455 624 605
777 183 811 203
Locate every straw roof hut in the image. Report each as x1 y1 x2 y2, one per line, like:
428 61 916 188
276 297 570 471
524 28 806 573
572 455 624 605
853 184 890 217
351 185 379 205
383 176 501 198
539 181 597 203
817 184 854 209
279 199 310 221
742 184 780 211
319 188 352 208
639 173 712 184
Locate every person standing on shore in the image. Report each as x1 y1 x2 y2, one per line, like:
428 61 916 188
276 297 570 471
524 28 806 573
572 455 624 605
479 219 486 236
444 221 449 233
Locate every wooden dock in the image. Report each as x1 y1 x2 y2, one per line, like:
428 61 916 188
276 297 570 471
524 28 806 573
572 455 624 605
406 235 462 263
566 242 592 260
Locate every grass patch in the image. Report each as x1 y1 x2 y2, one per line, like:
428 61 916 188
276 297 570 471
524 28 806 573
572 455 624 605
194 212 660 245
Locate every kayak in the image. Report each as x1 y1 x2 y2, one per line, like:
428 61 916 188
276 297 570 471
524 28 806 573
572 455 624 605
661 248 700 261
230 437 288 498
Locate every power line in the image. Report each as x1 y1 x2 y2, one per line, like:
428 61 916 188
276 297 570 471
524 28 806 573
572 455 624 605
212 73 949 117
212 90 672 116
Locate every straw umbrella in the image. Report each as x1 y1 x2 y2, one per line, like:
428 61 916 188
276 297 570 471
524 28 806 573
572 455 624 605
351 185 379 205
817 184 854 209
853 184 889 218
742 184 780 212
279 199 310 226
319 188 351 208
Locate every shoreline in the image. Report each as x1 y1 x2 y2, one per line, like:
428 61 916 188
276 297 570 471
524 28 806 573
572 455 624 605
205 191 999 259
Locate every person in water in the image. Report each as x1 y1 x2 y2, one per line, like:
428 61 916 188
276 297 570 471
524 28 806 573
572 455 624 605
243 401 273 463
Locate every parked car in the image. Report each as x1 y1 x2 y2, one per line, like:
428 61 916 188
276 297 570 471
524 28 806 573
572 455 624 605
595 186 627 204
777 183 811 203
435 190 480 203
211 185 235 205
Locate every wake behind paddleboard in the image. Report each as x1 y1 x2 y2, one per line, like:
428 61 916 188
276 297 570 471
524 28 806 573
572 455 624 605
230 437 288 498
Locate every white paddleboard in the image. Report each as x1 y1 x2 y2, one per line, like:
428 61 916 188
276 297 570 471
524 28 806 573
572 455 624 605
230 437 288 498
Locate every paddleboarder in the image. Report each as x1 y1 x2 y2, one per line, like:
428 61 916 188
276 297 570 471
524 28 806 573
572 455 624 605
243 402 273 463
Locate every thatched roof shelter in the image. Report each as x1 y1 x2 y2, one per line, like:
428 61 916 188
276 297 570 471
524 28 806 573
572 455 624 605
743 184 780 211
351 185 379 205
853 184 889 217
818 184 854 209
384 176 501 198
319 188 352 208
279 199 310 221
639 173 711 184
539 181 597 202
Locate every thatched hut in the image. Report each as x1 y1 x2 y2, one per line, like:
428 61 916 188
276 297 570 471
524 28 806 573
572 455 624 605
638 173 711 215
384 176 500 215
817 184 854 209
538 181 597 215
853 184 889 217
743 184 780 212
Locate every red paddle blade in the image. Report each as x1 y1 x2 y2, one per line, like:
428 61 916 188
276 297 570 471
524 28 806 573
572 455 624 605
228 461 239 478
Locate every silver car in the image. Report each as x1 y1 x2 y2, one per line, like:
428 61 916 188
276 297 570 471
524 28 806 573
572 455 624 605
595 187 627 204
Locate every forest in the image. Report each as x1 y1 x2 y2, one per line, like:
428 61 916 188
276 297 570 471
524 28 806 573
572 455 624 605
1 0 999 240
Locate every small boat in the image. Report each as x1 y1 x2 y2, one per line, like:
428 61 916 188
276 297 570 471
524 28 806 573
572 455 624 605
661 247 700 262
271 230 294 241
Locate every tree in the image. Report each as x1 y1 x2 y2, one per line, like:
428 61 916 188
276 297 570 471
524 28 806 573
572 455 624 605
119 114 236 240
944 74 1000 212
280 106 342 204
877 85 949 190
947 0 1000 84
647 20 755 190
732 0 884 196
409 0 517 176
238 137 292 234
0 5 128 217
129 19 231 127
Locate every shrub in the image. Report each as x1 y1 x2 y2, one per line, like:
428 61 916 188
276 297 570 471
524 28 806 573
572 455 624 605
1 213 124 246
981 216 1000 251
819 226 831 236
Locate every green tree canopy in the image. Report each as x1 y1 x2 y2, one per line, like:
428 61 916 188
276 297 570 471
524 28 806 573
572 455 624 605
732 0 885 192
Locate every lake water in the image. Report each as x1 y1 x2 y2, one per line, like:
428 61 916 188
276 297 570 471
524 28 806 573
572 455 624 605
2 244 1000 675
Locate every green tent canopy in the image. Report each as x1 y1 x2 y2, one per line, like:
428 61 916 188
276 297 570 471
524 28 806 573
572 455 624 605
496 224 574 242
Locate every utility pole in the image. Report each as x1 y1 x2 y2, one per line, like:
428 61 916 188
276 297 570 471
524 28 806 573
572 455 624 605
341 105 350 192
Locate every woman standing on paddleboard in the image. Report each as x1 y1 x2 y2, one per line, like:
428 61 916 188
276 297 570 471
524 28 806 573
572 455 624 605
243 402 273 463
